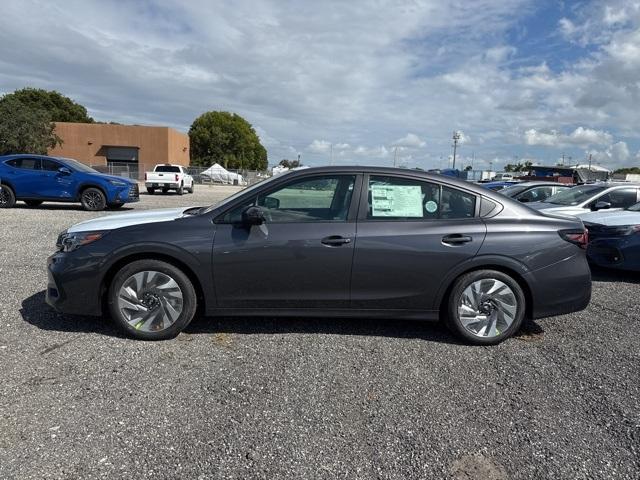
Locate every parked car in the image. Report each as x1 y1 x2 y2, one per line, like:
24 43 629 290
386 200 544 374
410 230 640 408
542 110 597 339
527 183 640 217
46 166 591 345
0 154 139 211
579 202 640 271
492 173 515 181
481 180 520 191
144 164 194 195
499 182 572 203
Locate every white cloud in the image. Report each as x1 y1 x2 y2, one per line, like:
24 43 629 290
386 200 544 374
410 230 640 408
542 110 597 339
0 0 639 171
392 133 426 148
588 141 631 167
524 127 613 147
307 139 332 153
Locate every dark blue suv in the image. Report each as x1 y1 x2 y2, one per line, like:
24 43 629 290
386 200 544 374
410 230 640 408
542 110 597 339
0 154 139 211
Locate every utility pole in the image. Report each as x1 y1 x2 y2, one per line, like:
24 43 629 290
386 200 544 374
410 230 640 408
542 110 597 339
330 143 334 166
393 146 398 167
561 153 565 166
588 153 593 171
452 131 461 169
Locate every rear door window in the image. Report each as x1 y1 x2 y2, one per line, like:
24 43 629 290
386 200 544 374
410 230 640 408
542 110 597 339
366 175 476 220
41 159 62 171
600 188 640 208
5 158 41 170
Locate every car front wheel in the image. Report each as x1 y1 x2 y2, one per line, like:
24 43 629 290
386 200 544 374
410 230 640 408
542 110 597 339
0 185 16 208
446 270 525 345
81 188 106 211
108 259 197 340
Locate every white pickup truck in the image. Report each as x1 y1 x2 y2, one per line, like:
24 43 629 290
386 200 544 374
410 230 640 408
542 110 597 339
144 164 194 195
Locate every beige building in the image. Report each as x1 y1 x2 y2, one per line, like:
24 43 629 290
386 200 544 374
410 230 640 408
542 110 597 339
48 122 190 178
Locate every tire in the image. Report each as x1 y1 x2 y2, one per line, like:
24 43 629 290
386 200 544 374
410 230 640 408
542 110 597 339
445 269 525 345
108 259 198 340
147 188 155 195
176 183 184 196
80 187 107 211
187 183 194 194
162 188 169 194
0 185 16 208
24 200 43 207
108 203 124 209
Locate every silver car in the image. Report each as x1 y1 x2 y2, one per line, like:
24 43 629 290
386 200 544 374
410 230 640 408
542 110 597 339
527 183 640 217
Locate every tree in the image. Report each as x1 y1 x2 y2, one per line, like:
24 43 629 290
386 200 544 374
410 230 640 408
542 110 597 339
189 111 267 170
504 161 533 172
614 167 640 175
464 165 473 171
0 96 61 155
0 87 93 123
279 159 302 169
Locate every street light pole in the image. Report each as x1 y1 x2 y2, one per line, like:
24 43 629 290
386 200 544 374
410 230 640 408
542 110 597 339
452 131 461 169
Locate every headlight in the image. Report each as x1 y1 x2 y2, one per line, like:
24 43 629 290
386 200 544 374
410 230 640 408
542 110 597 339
56 231 108 252
108 179 128 187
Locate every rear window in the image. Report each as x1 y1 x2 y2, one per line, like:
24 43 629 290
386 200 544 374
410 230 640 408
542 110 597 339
155 165 180 173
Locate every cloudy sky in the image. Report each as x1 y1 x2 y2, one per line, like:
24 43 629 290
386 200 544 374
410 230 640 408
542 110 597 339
1 0 639 170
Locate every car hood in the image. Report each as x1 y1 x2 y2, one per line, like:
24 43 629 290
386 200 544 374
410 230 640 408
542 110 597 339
580 210 640 226
67 207 195 233
93 173 136 184
526 202 584 215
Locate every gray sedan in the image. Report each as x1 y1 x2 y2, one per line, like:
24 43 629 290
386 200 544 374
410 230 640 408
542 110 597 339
46 166 591 345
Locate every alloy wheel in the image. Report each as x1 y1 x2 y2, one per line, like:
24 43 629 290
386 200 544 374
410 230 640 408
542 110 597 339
457 278 517 338
83 190 103 209
0 189 11 206
117 271 184 332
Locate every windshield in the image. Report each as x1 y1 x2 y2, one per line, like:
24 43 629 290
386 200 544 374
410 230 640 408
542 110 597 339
200 172 288 214
500 184 529 197
60 158 99 173
544 185 606 206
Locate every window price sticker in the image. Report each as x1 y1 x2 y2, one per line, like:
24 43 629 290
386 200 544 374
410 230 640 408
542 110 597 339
371 185 423 217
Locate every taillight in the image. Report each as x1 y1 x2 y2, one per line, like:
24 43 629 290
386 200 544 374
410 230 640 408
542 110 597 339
559 229 589 249
175 174 179 182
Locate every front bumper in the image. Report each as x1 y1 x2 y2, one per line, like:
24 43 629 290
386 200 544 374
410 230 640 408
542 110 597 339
587 236 640 271
107 183 140 205
46 251 104 316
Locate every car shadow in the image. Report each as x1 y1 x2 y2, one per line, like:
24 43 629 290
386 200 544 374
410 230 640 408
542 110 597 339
22 291 463 344
21 291 126 338
23 290 544 345
590 265 640 284
14 204 135 212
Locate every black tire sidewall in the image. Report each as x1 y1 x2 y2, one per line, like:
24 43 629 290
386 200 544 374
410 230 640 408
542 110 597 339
0 185 16 208
446 270 525 345
107 259 197 340
81 187 106 211
147 188 155 195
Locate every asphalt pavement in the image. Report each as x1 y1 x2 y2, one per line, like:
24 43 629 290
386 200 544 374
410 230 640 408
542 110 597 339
0 185 638 479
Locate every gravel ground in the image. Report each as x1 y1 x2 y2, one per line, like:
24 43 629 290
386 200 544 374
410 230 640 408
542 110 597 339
0 185 639 480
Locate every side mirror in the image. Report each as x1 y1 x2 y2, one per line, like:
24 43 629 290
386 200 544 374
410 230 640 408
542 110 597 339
592 201 611 211
263 196 280 209
58 167 72 175
242 206 265 226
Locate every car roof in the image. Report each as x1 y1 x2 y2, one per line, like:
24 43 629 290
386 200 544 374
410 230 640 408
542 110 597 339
511 181 572 187
0 153 64 161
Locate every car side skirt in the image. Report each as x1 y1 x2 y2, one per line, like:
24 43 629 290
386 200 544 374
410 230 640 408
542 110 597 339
208 308 440 321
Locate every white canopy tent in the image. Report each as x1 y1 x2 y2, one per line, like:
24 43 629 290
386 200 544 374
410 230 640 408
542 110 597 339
200 163 246 185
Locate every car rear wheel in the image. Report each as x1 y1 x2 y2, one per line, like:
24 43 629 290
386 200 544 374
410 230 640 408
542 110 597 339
108 259 197 340
176 184 184 195
147 188 155 195
0 185 16 208
81 188 106 211
446 270 525 345
24 200 43 207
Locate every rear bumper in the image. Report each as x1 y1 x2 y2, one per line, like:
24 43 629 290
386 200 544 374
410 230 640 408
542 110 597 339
146 182 181 188
46 252 103 316
524 252 592 319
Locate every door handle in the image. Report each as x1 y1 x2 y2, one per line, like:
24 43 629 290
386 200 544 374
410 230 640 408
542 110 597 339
321 235 352 246
442 234 472 245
